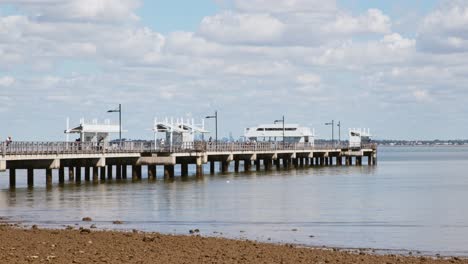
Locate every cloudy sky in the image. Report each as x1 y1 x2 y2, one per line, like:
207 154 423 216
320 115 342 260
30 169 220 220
0 0 467 141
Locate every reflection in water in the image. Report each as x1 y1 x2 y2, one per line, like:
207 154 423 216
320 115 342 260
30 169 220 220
0 147 468 256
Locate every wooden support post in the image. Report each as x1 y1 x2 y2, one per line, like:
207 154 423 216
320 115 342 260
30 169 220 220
148 165 157 180
255 160 261 171
122 165 127 179
305 158 310 166
59 166 65 184
85 167 90 181
221 161 230 173
181 163 189 177
244 160 251 172
9 169 16 188
27 168 34 187
265 159 272 171
368 155 372 166
196 165 203 177
132 165 142 180
275 159 281 170
100 166 106 181
299 158 304 167
107 165 113 180
68 167 74 181
116 164 122 179
234 160 240 172
164 165 174 179
93 167 99 183
373 152 377 165
210 161 215 174
46 169 52 187
75 167 81 183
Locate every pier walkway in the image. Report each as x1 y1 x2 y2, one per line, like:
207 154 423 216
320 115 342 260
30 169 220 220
1 141 377 188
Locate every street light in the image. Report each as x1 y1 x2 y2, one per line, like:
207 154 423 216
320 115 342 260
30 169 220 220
274 115 285 146
107 104 122 146
205 111 218 148
337 121 341 145
325 120 334 147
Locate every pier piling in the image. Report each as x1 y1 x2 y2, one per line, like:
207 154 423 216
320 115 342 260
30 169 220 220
75 167 81 183
68 167 74 181
9 169 16 188
27 168 34 187
59 167 65 184
45 169 52 187
148 165 157 180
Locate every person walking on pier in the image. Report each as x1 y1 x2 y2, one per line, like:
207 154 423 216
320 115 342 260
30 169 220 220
5 136 12 147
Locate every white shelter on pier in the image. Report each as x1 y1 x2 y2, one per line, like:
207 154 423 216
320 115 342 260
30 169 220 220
64 118 120 143
349 128 372 148
153 118 209 147
244 123 315 144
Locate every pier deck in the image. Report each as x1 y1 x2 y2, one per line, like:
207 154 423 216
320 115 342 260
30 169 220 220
1 142 377 188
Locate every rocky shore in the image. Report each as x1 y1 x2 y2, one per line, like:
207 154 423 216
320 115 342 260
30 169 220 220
0 223 466 264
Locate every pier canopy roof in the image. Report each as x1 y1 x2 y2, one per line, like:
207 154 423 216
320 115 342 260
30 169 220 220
153 118 209 145
349 128 372 148
65 118 120 142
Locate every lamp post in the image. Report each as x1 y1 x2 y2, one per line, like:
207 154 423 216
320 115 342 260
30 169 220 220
205 111 218 149
337 121 341 145
274 115 285 146
325 120 334 147
107 104 122 147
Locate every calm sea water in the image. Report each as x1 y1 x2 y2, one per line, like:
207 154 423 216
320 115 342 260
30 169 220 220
1 146 468 256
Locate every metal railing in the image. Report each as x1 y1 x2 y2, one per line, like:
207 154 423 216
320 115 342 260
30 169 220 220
0 141 377 156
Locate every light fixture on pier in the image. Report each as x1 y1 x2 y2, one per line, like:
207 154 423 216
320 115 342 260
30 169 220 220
205 111 218 149
325 120 334 147
337 121 341 144
107 104 122 146
274 116 285 145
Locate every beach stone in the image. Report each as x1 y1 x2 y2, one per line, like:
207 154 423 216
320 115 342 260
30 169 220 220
143 236 155 242
82 217 92 222
113 220 123 225
90 224 96 229
79 228 91 234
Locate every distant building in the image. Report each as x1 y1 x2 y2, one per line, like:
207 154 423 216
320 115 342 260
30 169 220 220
244 123 314 144
64 118 120 143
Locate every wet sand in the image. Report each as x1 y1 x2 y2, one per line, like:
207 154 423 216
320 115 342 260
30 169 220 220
0 224 466 264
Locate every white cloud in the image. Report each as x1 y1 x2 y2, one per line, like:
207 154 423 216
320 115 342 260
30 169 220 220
418 0 468 53
1 0 468 139
0 76 15 87
0 0 141 23
233 0 337 13
199 11 285 45
381 33 415 50
325 9 391 35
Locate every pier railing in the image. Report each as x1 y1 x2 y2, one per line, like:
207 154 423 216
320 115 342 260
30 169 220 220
0 141 377 156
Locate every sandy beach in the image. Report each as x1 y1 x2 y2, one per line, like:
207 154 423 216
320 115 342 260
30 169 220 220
0 223 466 264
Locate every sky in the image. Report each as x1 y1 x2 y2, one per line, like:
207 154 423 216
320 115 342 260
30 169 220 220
0 0 467 141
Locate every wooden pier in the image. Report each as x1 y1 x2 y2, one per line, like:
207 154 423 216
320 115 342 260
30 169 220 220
0 141 377 188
